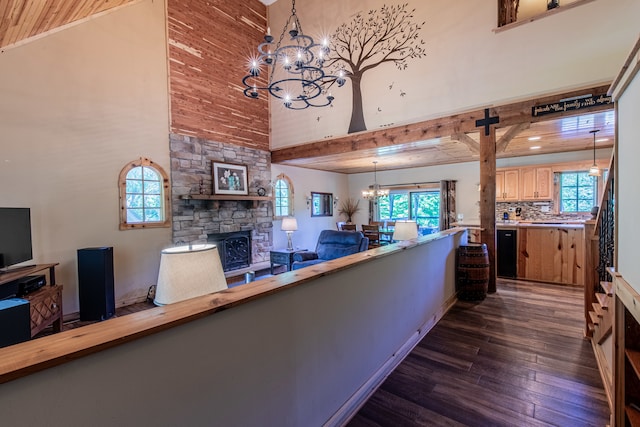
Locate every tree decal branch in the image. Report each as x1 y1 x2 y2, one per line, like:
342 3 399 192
326 3 426 133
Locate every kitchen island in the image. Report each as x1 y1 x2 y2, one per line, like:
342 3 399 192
497 221 590 285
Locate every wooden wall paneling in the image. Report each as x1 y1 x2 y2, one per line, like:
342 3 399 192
167 0 269 150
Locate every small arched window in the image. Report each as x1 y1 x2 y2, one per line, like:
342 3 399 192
119 158 170 230
273 173 294 218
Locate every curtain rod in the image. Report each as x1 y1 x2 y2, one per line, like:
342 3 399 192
380 181 443 188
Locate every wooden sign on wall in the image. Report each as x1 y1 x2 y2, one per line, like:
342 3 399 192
532 94 613 117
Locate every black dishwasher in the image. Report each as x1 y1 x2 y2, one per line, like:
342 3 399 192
497 229 517 278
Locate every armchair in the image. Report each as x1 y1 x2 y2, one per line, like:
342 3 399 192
292 230 369 270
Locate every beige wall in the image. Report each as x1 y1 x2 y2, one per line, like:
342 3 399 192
267 0 640 148
0 232 462 426
614 44 640 291
0 0 170 312
271 164 350 250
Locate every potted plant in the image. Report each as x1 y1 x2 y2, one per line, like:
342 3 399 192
338 197 361 223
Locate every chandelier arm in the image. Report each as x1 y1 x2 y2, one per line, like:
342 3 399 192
242 0 343 109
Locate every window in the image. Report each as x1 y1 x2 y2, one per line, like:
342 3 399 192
559 171 597 213
119 158 170 230
378 189 440 234
273 173 294 218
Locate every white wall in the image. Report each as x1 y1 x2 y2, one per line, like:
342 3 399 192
0 0 170 312
271 164 349 251
615 53 640 291
268 0 640 148
0 232 463 427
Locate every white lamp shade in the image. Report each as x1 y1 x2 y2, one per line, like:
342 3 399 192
393 220 419 241
154 244 227 306
281 217 298 231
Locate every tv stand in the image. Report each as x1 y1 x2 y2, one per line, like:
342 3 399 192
0 264 63 338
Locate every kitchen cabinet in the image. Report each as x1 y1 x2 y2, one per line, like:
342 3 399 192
496 169 519 201
516 225 585 285
519 166 553 200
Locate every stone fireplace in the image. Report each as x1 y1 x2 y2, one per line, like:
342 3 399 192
169 133 273 270
208 231 251 272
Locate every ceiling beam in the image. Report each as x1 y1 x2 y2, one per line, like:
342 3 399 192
271 84 611 163
452 133 480 154
496 122 531 153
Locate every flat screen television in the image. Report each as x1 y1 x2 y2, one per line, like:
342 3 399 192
0 208 33 271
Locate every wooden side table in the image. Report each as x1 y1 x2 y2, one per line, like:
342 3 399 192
270 249 305 274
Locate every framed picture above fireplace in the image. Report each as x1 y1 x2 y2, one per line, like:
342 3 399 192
212 162 248 195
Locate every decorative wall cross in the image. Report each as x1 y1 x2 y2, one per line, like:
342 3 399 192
476 108 500 136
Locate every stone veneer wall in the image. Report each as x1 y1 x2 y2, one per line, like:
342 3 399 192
169 133 273 266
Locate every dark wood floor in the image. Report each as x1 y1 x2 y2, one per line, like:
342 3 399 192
347 279 610 427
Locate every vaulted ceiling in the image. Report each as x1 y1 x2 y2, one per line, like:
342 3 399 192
0 0 140 50
1 0 615 174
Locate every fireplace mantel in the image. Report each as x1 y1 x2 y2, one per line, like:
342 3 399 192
180 194 272 209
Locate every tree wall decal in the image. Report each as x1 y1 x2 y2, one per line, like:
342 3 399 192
326 3 426 134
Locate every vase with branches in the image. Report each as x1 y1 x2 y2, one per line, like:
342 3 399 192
338 197 361 223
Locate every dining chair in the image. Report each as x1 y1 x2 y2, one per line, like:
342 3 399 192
380 220 395 243
340 223 357 231
361 224 381 249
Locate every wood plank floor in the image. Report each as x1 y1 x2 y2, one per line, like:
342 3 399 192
347 279 610 427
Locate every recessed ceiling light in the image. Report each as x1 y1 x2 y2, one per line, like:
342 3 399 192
528 136 541 141
595 138 609 143
530 146 541 150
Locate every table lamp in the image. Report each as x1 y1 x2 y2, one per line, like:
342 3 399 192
154 243 227 306
281 217 298 251
393 220 419 246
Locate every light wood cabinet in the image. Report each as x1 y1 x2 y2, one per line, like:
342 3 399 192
517 226 584 285
519 166 553 200
496 169 519 201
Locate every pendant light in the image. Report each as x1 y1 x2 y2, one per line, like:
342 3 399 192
588 129 601 177
362 161 389 200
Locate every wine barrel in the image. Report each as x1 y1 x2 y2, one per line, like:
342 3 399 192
456 243 489 301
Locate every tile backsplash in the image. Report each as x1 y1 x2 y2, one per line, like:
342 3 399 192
496 201 594 221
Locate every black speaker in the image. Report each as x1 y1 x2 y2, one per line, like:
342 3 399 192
0 298 30 348
77 247 115 321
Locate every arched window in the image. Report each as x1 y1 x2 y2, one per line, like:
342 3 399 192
119 158 170 230
273 173 294 218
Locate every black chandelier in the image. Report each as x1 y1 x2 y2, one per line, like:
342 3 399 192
242 0 346 110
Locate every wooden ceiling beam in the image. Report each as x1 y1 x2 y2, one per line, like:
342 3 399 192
496 122 531 153
271 84 611 164
452 133 480 154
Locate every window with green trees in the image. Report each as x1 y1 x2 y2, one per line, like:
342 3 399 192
559 171 597 212
378 190 440 233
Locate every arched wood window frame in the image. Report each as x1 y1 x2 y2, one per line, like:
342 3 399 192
118 157 171 230
273 173 294 219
